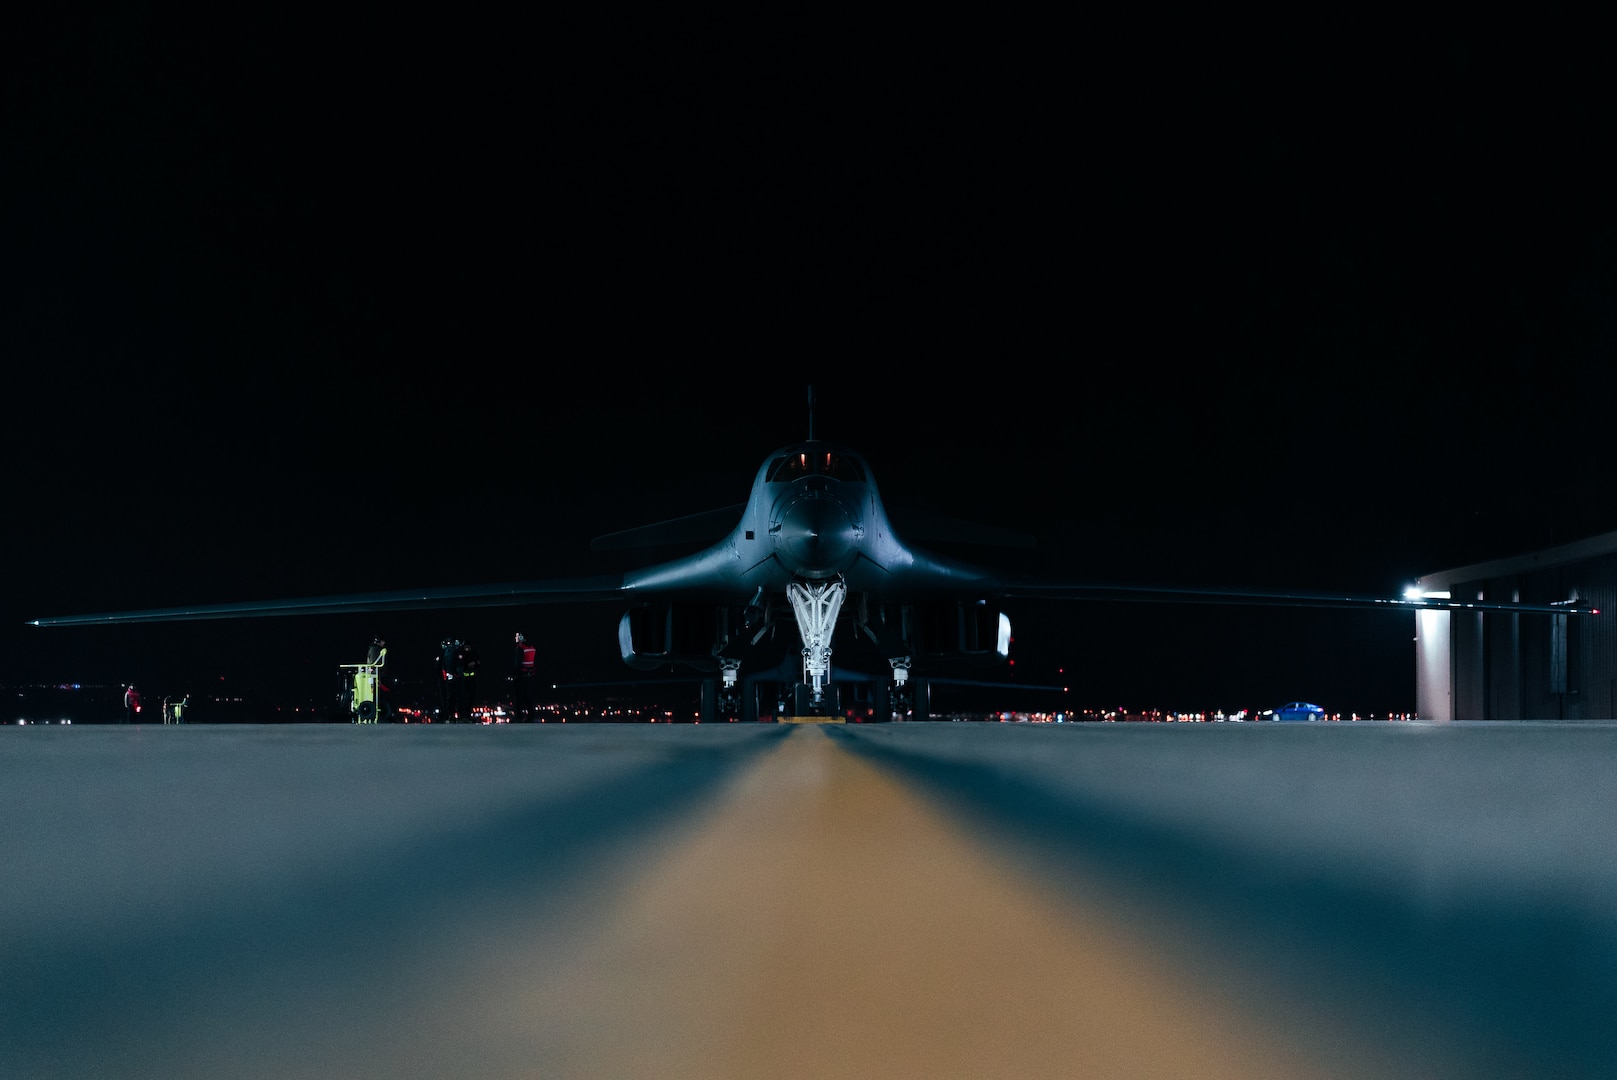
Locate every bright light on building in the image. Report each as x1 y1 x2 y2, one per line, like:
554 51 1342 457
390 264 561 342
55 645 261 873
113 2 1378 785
1405 586 1452 601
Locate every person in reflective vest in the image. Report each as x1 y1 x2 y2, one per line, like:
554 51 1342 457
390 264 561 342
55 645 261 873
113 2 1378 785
438 639 460 721
455 639 479 719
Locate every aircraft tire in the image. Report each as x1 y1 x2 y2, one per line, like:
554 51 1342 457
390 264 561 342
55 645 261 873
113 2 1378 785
874 680 892 723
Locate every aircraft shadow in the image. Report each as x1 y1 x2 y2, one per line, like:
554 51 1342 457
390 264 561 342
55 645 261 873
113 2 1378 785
0 726 791 1080
829 725 1617 1080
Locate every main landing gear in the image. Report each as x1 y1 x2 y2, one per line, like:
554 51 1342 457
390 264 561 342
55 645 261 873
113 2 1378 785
690 576 934 723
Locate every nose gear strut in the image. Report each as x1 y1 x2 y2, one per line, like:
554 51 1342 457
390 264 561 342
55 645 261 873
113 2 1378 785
787 577 846 710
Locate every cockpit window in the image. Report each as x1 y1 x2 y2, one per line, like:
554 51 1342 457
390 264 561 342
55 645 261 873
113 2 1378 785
767 451 866 483
766 456 802 482
823 454 865 481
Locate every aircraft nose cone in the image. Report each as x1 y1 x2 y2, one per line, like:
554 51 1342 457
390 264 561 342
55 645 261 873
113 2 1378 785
777 496 859 577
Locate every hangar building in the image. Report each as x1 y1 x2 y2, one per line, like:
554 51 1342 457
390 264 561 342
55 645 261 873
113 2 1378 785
1414 531 1617 721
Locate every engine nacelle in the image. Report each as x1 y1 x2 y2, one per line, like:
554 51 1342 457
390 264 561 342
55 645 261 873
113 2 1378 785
856 600 1011 664
915 602 1011 664
618 604 725 671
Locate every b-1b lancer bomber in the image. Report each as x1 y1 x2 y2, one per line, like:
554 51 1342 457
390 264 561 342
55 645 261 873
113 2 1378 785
28 389 1596 721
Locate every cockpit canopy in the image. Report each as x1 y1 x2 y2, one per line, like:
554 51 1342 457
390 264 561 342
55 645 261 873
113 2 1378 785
766 449 866 483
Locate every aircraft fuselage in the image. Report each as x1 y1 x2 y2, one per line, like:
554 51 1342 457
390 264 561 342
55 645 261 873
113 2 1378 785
615 441 1014 719
624 441 1004 600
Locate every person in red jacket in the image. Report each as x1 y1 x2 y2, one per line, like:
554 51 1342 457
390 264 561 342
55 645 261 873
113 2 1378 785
510 632 537 720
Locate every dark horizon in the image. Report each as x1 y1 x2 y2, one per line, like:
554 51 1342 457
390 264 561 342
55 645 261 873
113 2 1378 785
8 23 1616 713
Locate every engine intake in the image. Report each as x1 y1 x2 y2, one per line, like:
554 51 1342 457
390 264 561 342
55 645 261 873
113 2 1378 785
916 602 1011 662
618 604 724 671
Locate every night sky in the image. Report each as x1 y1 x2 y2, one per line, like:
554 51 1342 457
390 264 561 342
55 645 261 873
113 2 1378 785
6 19 1617 715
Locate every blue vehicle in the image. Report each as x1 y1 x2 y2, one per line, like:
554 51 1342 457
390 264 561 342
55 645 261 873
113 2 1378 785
1268 701 1325 721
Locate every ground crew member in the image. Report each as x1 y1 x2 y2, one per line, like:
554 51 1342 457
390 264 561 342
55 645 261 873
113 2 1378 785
123 684 141 724
456 639 480 719
173 693 189 724
438 639 460 720
510 632 537 719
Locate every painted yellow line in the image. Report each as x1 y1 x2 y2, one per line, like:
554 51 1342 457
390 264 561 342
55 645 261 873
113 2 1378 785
521 727 1356 1080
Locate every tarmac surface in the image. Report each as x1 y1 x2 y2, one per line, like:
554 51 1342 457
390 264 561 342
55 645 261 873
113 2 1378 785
3 720 1617 1079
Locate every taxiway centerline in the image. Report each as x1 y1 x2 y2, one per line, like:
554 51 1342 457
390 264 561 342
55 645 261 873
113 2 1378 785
519 725 1353 1080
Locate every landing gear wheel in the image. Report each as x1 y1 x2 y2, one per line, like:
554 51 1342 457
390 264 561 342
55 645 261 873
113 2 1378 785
699 680 743 723
911 677 931 722
893 681 913 720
